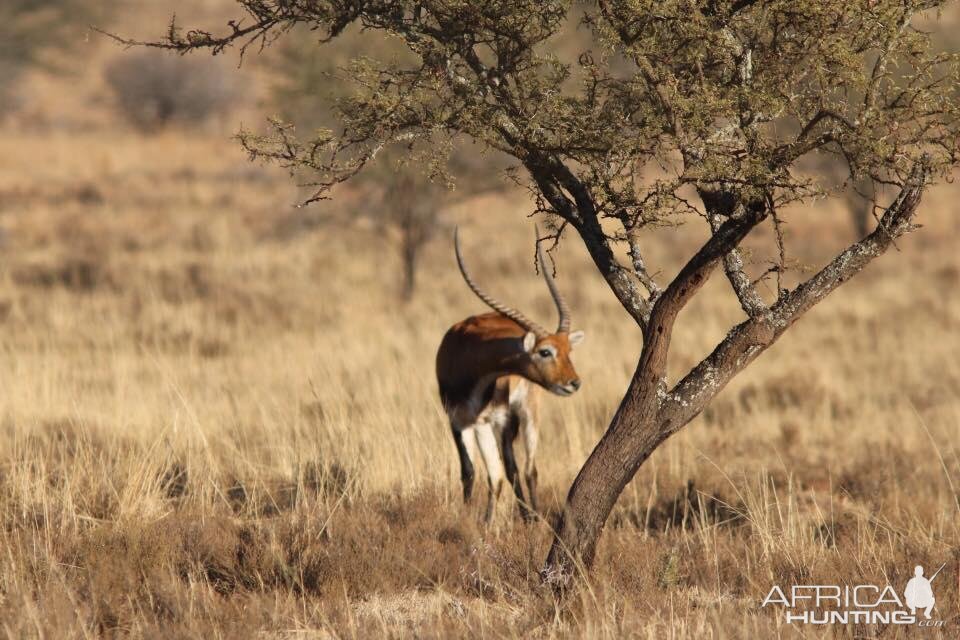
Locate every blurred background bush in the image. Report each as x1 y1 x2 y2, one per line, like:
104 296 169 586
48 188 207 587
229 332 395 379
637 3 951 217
0 0 106 118
104 50 241 132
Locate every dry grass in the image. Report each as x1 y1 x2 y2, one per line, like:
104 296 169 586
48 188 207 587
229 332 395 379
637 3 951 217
3 4 960 638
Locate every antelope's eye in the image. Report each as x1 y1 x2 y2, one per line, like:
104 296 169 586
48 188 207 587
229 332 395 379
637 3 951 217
538 349 554 359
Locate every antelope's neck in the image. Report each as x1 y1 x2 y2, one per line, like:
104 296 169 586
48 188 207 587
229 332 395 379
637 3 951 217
460 348 529 422
436 313 536 414
475 337 530 381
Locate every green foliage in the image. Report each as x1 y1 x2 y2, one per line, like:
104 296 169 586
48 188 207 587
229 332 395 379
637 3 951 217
155 1 959 211
266 21 507 194
150 0 960 307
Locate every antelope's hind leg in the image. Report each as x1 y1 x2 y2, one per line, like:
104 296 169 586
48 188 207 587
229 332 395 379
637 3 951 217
451 424 476 503
474 420 505 524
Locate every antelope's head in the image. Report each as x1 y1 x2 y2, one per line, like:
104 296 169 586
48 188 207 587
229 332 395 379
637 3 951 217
455 229 586 397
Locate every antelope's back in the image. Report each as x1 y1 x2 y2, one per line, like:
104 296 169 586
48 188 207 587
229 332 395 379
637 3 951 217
437 314 521 403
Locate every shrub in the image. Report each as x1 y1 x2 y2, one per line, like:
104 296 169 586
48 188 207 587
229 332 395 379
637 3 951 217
104 50 240 131
0 0 104 119
268 27 506 300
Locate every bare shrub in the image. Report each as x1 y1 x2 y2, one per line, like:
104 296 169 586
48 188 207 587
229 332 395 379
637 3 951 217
269 28 507 300
12 255 115 293
0 0 105 119
104 50 240 131
0 61 25 116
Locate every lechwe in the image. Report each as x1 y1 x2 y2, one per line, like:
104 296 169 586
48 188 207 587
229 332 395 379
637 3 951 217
436 229 585 522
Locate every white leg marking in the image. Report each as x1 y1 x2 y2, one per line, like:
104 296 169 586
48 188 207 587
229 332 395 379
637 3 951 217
519 407 537 475
474 421 505 523
517 403 540 514
460 425 477 467
475 422 504 486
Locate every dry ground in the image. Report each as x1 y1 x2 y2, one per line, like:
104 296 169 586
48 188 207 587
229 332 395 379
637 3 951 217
2 2 960 638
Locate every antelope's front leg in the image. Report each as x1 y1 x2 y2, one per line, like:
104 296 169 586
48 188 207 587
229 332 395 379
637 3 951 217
474 421 504 524
500 414 532 521
518 405 539 515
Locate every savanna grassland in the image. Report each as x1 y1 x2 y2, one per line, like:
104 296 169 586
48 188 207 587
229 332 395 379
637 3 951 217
2 2 960 638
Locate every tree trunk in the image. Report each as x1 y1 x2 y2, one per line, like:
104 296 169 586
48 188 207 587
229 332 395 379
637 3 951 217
540 205 762 585
541 164 928 591
542 364 669 582
542 317 775 587
850 201 871 238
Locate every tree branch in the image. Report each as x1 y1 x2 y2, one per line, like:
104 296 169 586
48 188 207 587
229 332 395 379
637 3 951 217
638 202 769 389
525 156 653 329
701 193 771 319
659 159 930 431
625 225 662 301
769 160 928 330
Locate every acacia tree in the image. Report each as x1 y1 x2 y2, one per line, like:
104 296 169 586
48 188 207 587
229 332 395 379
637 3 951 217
127 0 960 586
269 29 456 300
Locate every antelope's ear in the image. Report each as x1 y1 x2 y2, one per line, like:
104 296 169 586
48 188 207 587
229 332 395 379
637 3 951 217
523 332 537 352
568 330 585 348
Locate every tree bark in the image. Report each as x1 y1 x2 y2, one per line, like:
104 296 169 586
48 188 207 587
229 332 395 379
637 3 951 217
542 162 929 591
543 202 768 583
541 363 672 582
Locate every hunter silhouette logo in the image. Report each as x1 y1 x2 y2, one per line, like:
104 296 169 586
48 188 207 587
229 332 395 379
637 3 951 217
761 562 947 626
904 564 943 619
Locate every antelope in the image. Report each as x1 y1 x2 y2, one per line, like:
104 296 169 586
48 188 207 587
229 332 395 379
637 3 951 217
436 229 585 522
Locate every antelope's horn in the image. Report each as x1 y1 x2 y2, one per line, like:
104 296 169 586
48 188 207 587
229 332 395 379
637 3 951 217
535 229 572 333
454 228 549 339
